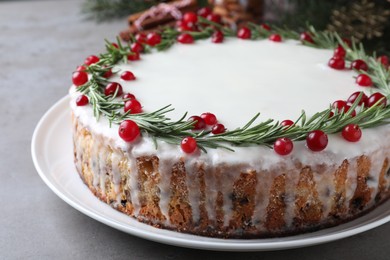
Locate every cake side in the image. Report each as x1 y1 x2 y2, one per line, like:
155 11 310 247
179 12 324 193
72 114 390 238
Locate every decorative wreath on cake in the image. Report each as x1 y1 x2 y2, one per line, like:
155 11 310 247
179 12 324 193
71 8 390 156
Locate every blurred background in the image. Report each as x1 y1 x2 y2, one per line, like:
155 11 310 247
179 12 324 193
80 0 390 54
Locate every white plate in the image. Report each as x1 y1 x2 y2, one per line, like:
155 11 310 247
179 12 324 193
32 96 390 251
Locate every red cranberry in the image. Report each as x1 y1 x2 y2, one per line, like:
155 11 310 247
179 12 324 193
72 71 88 86
332 100 347 110
333 45 346 58
76 95 89 106
146 32 162 46
131 42 143 53
211 124 226 134
344 105 356 117
237 27 251 39
200 112 217 125
181 137 197 153
118 120 140 142
121 71 136 81
281 119 294 128
273 137 294 155
135 33 147 44
356 74 372 87
102 68 113 78
177 20 194 31
328 57 345 70
127 52 140 61
269 34 282 42
306 130 328 152
367 92 387 107
111 43 119 49
124 99 142 114
76 65 86 72
300 32 314 43
212 30 224 43
123 93 136 100
104 82 123 97
84 55 100 66
183 12 198 24
206 14 221 23
351 59 368 71
177 33 194 44
188 116 206 130
261 23 271 31
342 38 352 47
342 124 362 142
198 7 212 18
347 91 368 106
378 55 389 68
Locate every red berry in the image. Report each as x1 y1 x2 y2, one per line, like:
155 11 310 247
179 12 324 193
211 123 226 134
344 105 356 117
356 74 372 87
261 23 271 31
131 42 143 53
123 93 136 100
273 137 294 155
333 45 346 58
306 130 328 152
378 55 389 68
146 32 162 46
121 71 136 81
328 57 345 70
212 30 224 43
188 116 206 130
328 111 334 118
177 33 194 44
72 71 88 87
200 112 217 125
281 119 294 128
76 65 86 72
177 20 193 31
135 33 147 44
103 68 113 78
76 95 89 106
127 52 140 61
104 82 123 97
332 100 347 110
367 92 387 108
237 27 251 39
269 34 282 42
342 124 362 142
347 91 368 106
124 99 142 114
206 13 221 23
181 137 197 153
300 32 314 43
351 59 368 71
342 38 352 48
198 7 212 18
118 120 140 142
111 43 119 49
183 12 198 24
84 55 100 66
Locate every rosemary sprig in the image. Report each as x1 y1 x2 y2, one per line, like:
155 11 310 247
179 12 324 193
74 21 390 152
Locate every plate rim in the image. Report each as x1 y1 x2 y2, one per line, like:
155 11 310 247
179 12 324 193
31 96 390 252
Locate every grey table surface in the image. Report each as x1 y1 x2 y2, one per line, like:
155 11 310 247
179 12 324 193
1 0 390 259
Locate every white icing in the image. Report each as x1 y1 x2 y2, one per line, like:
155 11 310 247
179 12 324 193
70 38 390 170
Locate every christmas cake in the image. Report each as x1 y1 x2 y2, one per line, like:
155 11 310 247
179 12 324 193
69 13 390 238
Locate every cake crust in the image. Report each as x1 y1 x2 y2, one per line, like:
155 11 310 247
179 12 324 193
72 115 390 238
